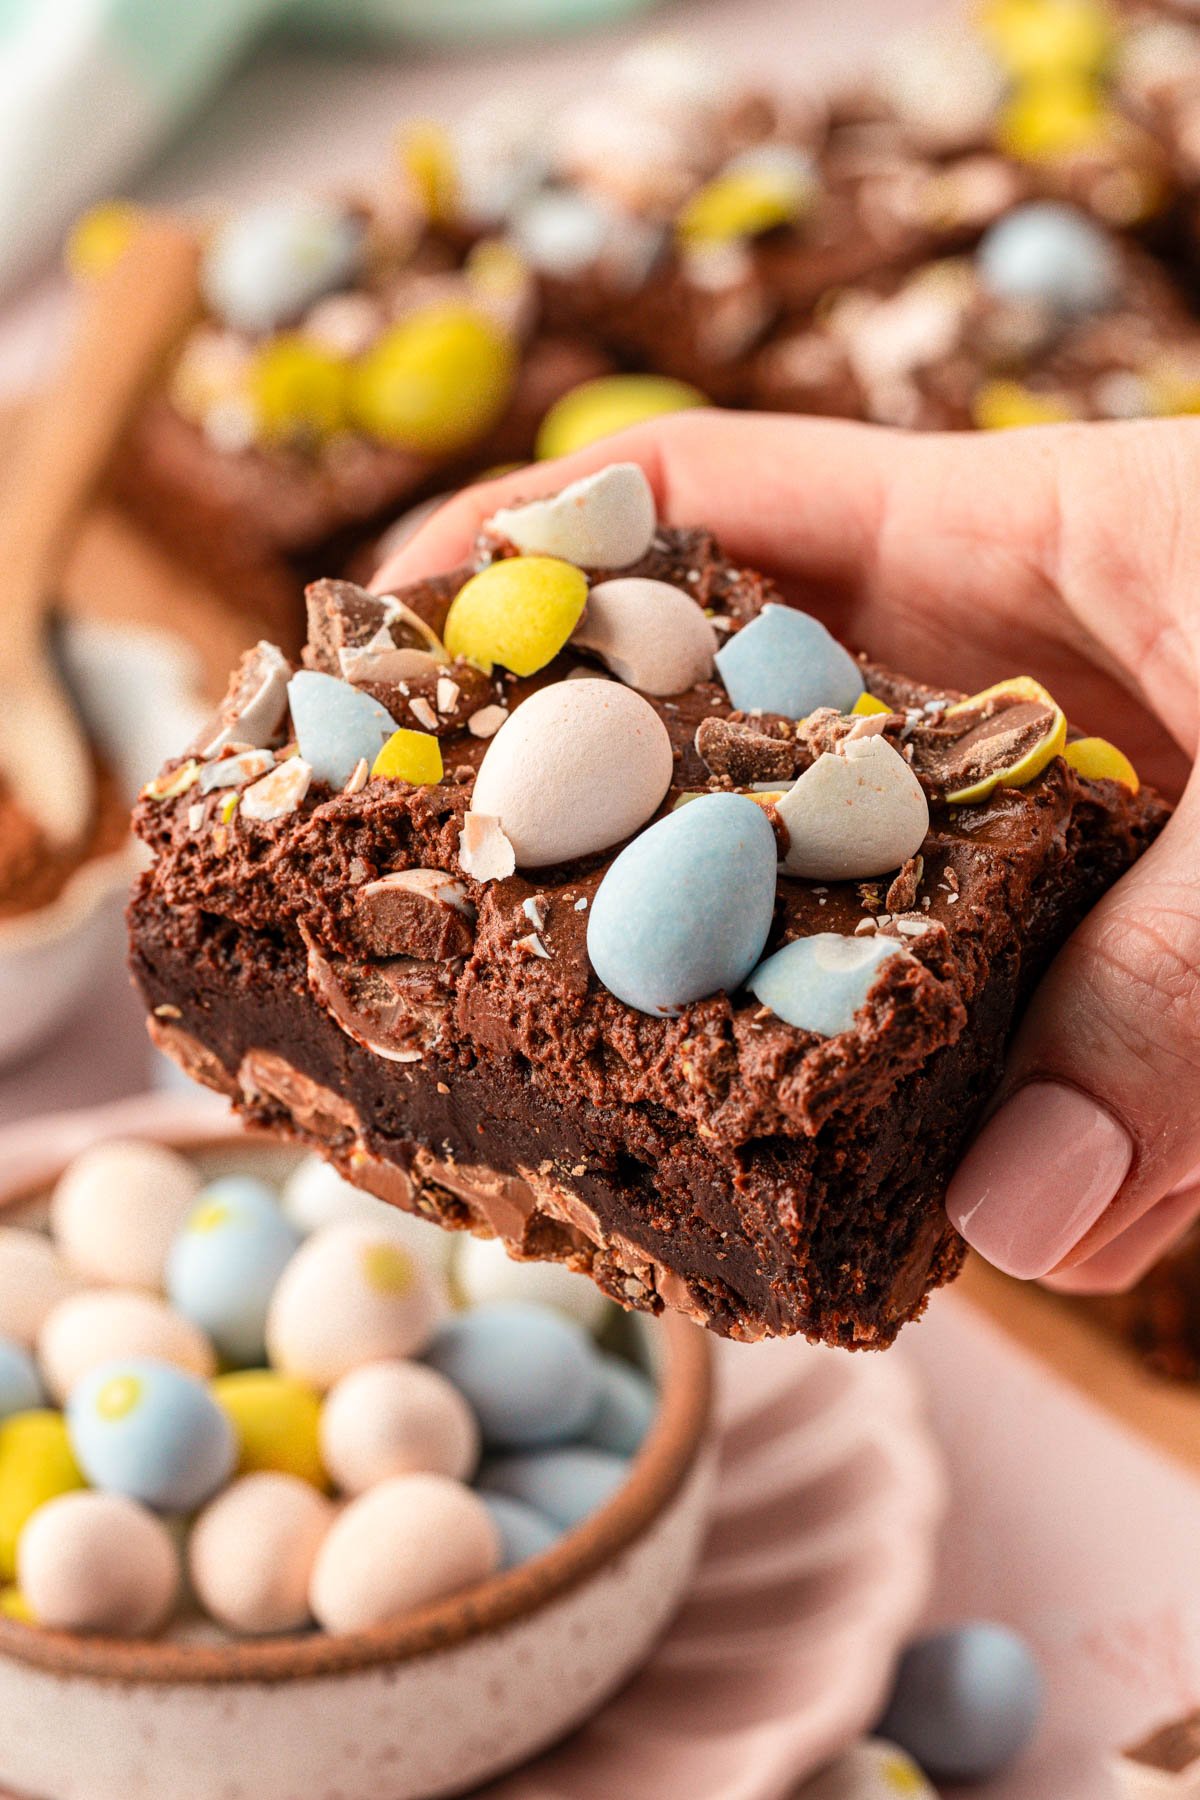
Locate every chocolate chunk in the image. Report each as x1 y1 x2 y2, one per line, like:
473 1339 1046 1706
695 715 803 783
352 868 476 960
1123 1707 1200 1774
886 854 924 913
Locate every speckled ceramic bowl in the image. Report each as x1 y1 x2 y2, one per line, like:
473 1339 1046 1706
0 1109 715 1800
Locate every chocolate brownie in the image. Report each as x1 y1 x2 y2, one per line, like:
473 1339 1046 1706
128 464 1167 1348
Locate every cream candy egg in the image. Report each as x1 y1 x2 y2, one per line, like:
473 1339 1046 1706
777 736 929 880
18 1492 180 1637
320 1360 479 1493
487 463 657 569
51 1139 202 1290
0 1229 82 1348
469 679 672 869
266 1224 445 1390
189 1473 334 1636
280 1156 452 1272
454 1235 607 1331
38 1290 215 1404
571 577 716 695
308 1473 499 1634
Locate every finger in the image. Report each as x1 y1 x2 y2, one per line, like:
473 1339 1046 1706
1041 1178 1200 1296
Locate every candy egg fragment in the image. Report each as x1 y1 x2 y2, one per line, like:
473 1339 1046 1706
189 1473 334 1636
877 1622 1043 1782
748 934 912 1038
287 671 398 790
50 1140 201 1291
37 1290 215 1404
426 1302 601 1450
308 1473 499 1633
478 1492 561 1570
470 679 673 868
67 1360 236 1513
535 377 706 461
584 1354 656 1457
487 463 657 569
714 604 864 717
941 677 1067 804
212 1370 327 1488
0 1411 85 1581
18 1492 180 1638
202 199 363 335
166 1176 300 1368
266 1224 444 1390
587 792 777 1015
320 1359 479 1493
454 1235 607 1331
777 736 929 880
0 1339 43 1419
1062 734 1139 791
0 1230 81 1347
977 201 1120 317
571 577 716 695
481 1446 629 1531
443 556 588 677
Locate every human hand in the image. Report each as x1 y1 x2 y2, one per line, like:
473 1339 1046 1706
373 410 1200 1294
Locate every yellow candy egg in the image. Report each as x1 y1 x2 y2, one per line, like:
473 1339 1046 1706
211 1370 328 1490
972 380 1076 429
372 729 444 786
0 1585 31 1622
536 374 707 461
1063 735 1139 791
65 201 141 281
249 336 347 444
944 676 1067 802
851 693 892 717
678 168 807 247
444 557 588 677
349 307 515 456
397 120 457 225
0 1411 86 1581
997 77 1113 162
980 0 1115 81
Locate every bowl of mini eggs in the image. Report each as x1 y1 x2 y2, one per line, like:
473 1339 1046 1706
0 1127 714 1800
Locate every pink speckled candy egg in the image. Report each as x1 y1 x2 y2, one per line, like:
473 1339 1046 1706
38 1290 215 1404
50 1140 202 1290
189 1473 335 1636
320 1360 479 1494
265 1225 444 1390
308 1473 499 1633
0 1229 82 1348
18 1491 180 1637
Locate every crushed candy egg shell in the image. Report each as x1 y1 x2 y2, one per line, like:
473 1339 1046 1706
877 1622 1043 1783
571 576 717 695
715 604 864 717
470 678 673 869
777 737 930 880
50 1139 202 1292
444 556 588 677
280 1156 453 1271
583 1355 656 1458
425 1302 601 1451
212 1370 328 1489
971 380 1076 429
288 671 399 790
0 1340 43 1420
0 1230 83 1348
37 1290 216 1405
487 463 657 570
320 1359 480 1494
535 376 707 461
18 1492 179 1638
587 793 778 1016
0 1411 86 1581
265 1224 445 1391
67 1360 236 1513
977 202 1120 316
201 198 363 336
371 728 445 786
308 1472 500 1634
677 146 816 246
349 306 515 455
65 200 141 281
1063 735 1139 791
189 1473 334 1637
453 1235 607 1331
478 1491 561 1571
852 692 893 717
240 756 312 822
480 1445 629 1533
249 336 347 444
748 933 911 1038
944 678 1067 803
198 748 274 794
166 1177 300 1369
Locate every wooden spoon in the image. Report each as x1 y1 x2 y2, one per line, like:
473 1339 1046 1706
0 216 200 847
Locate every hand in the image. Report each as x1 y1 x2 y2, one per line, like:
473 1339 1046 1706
374 411 1200 1294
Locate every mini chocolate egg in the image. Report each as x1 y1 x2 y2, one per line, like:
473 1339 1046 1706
189 1473 334 1636
67 1360 236 1513
287 671 398 790
470 678 673 869
443 556 588 677
876 20 1007 152
487 463 657 569
265 1224 445 1390
583 1355 656 1457
202 199 363 335
748 934 912 1038
0 1339 43 1419
714 604 864 717
320 1359 479 1493
425 1302 601 1450
38 1290 215 1404
50 1139 202 1291
0 1585 31 1621
571 577 716 695
535 377 706 462
279 1156 453 1271
877 1623 1043 1782
480 1446 629 1531
587 793 777 1015
0 1230 84 1349
799 1737 937 1799
776 737 929 880
977 202 1119 317
212 1369 327 1488
18 1492 180 1637
308 1472 499 1633
0 1411 86 1580
477 1491 561 1570
166 1176 300 1367
454 1236 607 1331
349 306 515 456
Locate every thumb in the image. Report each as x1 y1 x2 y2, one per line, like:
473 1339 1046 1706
946 778 1200 1280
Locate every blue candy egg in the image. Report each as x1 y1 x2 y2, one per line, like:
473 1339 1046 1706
878 1623 1043 1781
587 793 777 1016
584 1355 656 1457
0 1337 43 1419
166 1177 300 1368
425 1303 601 1450
287 671 398 790
67 1359 237 1512
714 604 864 717
747 932 908 1037
481 1446 629 1531
202 199 364 335
977 202 1119 317
477 1490 562 1569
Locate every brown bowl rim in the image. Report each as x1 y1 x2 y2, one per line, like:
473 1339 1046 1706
0 1126 714 1685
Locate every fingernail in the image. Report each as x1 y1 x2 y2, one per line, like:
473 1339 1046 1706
946 1081 1133 1279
